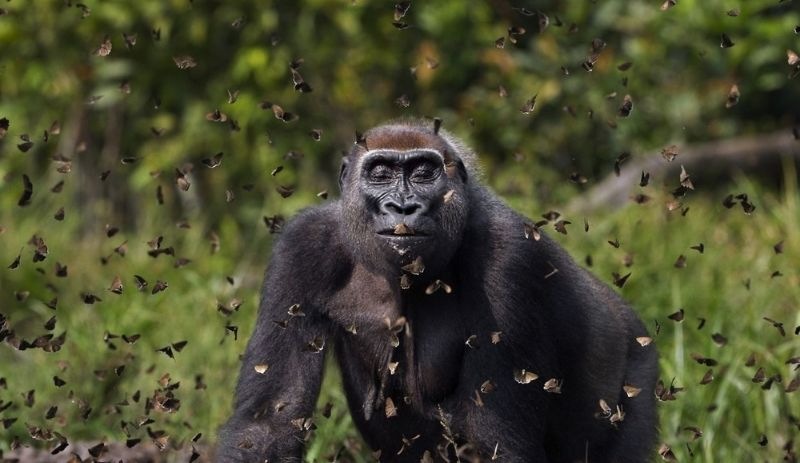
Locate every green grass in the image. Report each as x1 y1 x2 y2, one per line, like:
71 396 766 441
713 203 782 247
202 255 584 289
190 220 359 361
1 172 799 461
555 174 800 462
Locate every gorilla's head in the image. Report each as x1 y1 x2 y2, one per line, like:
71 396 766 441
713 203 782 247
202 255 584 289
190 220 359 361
339 122 474 281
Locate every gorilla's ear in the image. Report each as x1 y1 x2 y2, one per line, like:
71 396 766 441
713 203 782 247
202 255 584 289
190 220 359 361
456 158 468 183
444 149 468 183
338 158 350 192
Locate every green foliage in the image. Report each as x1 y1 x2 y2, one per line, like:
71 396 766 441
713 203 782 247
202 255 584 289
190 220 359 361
1 0 799 461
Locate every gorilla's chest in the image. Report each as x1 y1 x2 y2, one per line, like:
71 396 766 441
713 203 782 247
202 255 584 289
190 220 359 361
330 267 467 410
398 290 467 402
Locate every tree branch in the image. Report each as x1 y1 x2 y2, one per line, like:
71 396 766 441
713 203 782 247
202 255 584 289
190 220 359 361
569 131 799 212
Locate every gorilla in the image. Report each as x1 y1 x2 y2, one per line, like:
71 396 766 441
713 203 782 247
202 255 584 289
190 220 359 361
217 120 659 462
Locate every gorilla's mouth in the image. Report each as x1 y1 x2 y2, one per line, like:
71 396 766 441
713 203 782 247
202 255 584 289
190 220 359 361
376 230 429 238
376 228 431 242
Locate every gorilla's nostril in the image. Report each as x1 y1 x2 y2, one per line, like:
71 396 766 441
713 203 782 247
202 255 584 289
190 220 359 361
383 202 401 214
402 203 421 215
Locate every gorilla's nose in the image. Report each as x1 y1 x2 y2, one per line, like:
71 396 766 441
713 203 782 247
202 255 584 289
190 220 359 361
381 199 423 219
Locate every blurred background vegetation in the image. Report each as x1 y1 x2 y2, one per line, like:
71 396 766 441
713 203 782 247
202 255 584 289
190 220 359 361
0 0 798 461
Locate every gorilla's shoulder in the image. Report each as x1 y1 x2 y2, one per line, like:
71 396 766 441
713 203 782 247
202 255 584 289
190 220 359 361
270 202 349 271
466 190 580 275
261 202 354 304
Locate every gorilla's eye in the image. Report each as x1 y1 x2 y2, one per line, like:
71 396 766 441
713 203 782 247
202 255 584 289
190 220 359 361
367 165 396 184
410 162 440 183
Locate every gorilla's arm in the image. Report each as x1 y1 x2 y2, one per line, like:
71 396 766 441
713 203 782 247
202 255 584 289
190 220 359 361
216 213 335 462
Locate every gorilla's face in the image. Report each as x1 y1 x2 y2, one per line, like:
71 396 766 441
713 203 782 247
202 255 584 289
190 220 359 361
361 149 449 257
341 137 469 280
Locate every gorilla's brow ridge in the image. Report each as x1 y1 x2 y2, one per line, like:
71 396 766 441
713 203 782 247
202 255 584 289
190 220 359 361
361 148 444 160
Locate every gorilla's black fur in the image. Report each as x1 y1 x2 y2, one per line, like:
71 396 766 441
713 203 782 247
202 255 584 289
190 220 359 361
217 121 659 462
